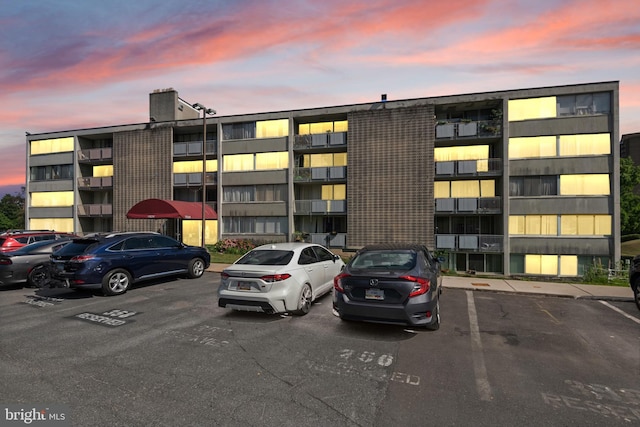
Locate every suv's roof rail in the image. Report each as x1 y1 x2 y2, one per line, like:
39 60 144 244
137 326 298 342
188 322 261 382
0 229 55 235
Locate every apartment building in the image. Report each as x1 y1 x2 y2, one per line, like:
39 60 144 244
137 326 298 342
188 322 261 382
25 82 620 277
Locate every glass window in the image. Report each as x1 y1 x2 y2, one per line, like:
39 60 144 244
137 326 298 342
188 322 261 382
256 119 289 138
237 249 293 265
434 181 450 198
434 146 489 161
93 165 113 177
509 136 556 159
30 137 74 155
31 191 73 207
173 160 217 173
509 176 557 197
309 122 334 134
559 134 610 156
480 180 495 197
299 247 319 265
559 255 578 276
223 154 254 171
222 122 255 140
321 184 346 200
509 216 525 235
559 175 609 196
508 97 556 121
29 218 73 232
525 254 557 275
298 120 348 135
255 152 288 170
313 246 335 261
334 120 348 132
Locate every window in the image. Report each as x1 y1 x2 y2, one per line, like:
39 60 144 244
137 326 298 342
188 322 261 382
298 120 348 135
256 119 289 138
509 176 557 197
30 165 73 181
222 122 255 140
31 191 73 207
222 217 287 234
322 184 346 200
509 215 557 235
173 160 217 173
434 145 489 161
436 180 495 198
223 185 287 202
559 134 610 156
223 154 254 172
508 97 556 121
29 218 73 232
556 93 611 116
560 215 611 235
30 137 74 155
559 255 578 276
303 153 347 167
93 165 113 177
509 136 556 159
525 254 558 275
559 175 609 196
255 152 288 170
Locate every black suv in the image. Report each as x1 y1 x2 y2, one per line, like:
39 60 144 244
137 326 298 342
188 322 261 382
629 255 640 311
50 232 211 296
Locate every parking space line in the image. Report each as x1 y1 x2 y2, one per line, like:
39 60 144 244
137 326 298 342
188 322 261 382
599 301 640 325
466 290 493 402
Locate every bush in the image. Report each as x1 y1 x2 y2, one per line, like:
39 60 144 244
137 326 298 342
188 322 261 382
210 239 256 255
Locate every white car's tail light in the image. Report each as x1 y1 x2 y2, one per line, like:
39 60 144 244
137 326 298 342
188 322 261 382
260 274 291 283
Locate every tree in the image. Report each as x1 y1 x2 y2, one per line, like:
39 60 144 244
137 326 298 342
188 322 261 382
0 187 25 231
620 157 640 235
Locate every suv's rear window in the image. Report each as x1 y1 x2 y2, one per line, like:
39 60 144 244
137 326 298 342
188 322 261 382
236 250 294 266
350 250 416 270
54 240 99 257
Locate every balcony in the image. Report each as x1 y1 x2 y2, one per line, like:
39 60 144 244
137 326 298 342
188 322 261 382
435 234 503 252
173 140 216 157
435 120 501 139
307 232 347 248
173 172 217 187
294 166 347 182
77 148 112 164
294 199 346 214
435 158 502 177
294 132 347 149
77 204 112 217
77 176 112 190
435 197 501 214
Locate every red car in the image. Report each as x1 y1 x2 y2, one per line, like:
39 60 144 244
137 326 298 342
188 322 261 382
0 230 75 253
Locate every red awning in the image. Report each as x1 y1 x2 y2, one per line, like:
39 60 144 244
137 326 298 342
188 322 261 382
126 199 217 220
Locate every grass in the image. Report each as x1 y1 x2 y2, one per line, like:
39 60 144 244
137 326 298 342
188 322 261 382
209 252 243 264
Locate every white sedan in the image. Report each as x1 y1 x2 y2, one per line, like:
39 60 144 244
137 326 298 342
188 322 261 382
218 243 345 315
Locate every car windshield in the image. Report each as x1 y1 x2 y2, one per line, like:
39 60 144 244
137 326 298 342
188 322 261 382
350 250 416 270
236 250 294 266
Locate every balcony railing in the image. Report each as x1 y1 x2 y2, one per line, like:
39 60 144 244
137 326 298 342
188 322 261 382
435 158 502 176
77 204 113 216
435 197 501 214
294 199 346 214
435 234 503 252
307 232 347 248
173 172 217 187
173 140 216 156
77 148 112 163
294 166 347 182
294 132 347 149
77 176 113 189
435 120 501 139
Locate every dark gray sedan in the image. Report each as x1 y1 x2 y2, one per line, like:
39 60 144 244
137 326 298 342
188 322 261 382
333 243 442 330
0 239 72 288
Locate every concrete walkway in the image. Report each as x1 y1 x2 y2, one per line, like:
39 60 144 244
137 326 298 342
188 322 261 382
207 264 635 302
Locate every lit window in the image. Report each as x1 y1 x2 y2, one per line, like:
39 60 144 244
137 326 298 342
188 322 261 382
559 255 578 276
560 215 611 235
559 175 609 195
434 181 450 198
223 154 254 171
93 165 113 177
434 146 489 161
322 184 346 200
256 119 289 138
30 137 74 155
31 191 73 207
509 216 525 234
559 134 610 156
508 97 556 121
525 254 557 275
451 181 479 198
509 136 556 159
304 153 347 167
480 180 495 197
255 152 288 170
173 160 217 173
29 218 73 232
298 120 348 135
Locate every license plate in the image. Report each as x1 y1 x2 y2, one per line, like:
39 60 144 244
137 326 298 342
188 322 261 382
365 288 384 300
236 281 253 291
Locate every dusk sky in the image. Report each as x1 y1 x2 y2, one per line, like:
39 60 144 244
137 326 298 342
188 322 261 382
1 0 639 195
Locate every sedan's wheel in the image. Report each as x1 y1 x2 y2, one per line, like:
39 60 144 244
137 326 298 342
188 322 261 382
293 284 312 316
102 269 131 296
27 264 49 288
187 258 205 279
426 300 440 331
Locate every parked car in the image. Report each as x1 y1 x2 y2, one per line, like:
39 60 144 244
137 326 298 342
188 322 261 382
333 243 442 330
629 255 640 311
0 238 73 288
0 230 75 253
49 232 210 296
218 243 345 315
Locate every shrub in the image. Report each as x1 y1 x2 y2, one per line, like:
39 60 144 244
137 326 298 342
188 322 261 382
211 239 256 255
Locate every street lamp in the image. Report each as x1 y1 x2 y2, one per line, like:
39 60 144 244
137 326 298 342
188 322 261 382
192 103 216 247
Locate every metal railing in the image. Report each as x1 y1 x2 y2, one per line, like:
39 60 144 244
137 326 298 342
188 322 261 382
173 172 217 186
77 148 112 162
435 158 502 176
173 140 216 156
435 120 502 139
294 132 347 149
435 234 503 252
77 176 113 189
77 204 113 216
293 166 347 182
435 197 501 214
294 199 347 214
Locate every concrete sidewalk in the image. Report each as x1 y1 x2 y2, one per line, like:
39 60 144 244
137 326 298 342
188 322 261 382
207 263 634 302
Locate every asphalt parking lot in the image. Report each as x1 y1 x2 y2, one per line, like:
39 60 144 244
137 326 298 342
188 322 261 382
1 273 639 426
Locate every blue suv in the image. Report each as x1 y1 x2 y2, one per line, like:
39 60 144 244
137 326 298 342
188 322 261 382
49 232 210 296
